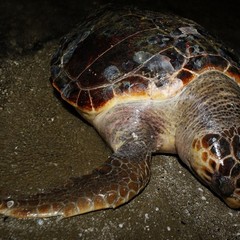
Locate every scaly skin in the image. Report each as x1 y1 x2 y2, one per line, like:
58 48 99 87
0 142 151 218
0 71 239 218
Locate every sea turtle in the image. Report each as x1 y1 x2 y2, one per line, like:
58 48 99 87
1 6 240 219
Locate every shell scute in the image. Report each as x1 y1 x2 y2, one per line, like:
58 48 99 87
90 86 114 110
185 55 229 73
160 47 185 71
116 76 149 97
77 90 92 111
176 69 195 85
64 33 112 80
61 81 80 105
51 70 71 92
226 66 240 84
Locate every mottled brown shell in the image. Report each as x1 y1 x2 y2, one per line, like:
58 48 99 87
50 6 240 117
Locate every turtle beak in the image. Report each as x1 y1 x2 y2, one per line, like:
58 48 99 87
211 173 240 209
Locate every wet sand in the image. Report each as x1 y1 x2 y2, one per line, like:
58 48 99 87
0 1 240 239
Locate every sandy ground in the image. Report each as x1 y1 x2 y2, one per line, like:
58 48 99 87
0 1 240 239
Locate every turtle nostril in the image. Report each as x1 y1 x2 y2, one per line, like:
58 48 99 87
212 174 235 197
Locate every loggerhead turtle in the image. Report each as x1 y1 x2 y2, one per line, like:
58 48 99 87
0 6 240 219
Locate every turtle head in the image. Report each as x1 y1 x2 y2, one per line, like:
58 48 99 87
175 72 240 209
190 127 240 209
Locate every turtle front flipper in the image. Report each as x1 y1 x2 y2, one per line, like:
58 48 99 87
176 71 240 209
0 142 151 219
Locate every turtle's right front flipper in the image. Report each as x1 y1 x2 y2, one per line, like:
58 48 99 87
0 141 151 219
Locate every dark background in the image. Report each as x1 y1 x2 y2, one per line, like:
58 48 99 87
0 0 240 56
